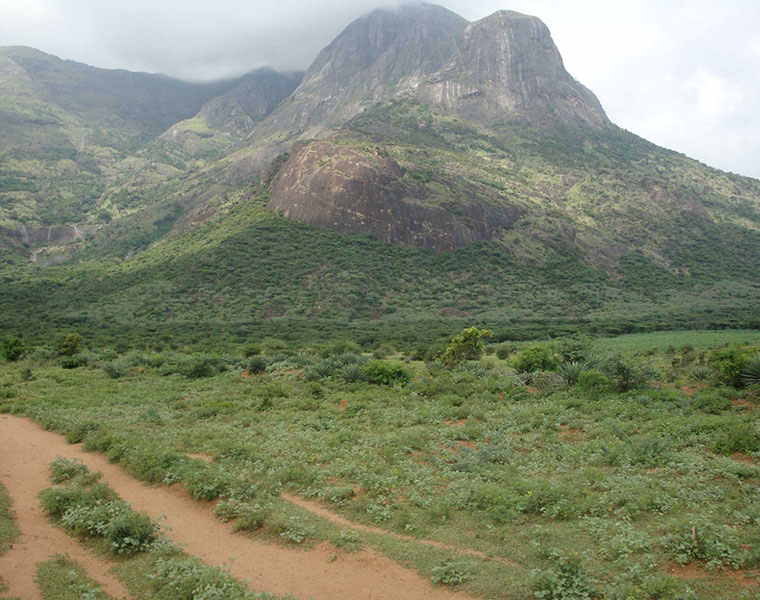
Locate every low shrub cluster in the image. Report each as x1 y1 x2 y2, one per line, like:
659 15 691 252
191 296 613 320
41 462 158 555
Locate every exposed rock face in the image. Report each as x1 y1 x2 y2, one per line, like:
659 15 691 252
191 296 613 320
260 7 608 251
250 4 468 141
414 11 609 128
267 141 519 252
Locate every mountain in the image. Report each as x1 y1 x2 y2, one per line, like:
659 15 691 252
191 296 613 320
0 5 758 348
0 46 243 229
413 10 610 128
157 69 303 161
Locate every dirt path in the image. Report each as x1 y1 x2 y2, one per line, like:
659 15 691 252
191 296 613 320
0 415 474 600
282 493 518 566
0 418 131 600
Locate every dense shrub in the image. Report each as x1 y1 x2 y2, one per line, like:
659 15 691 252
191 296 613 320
246 355 268 374
440 327 492 367
361 361 410 385
56 333 84 356
692 392 731 414
1 336 24 362
708 345 758 388
103 359 127 379
532 553 597 600
713 422 760 455
49 457 90 483
60 353 90 369
577 370 610 395
511 346 558 373
599 355 653 392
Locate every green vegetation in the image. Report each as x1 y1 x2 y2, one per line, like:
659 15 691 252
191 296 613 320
39 459 286 600
0 480 19 556
2 331 758 599
440 327 492 367
36 556 113 600
0 482 19 596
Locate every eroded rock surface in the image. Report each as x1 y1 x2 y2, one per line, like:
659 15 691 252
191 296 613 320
267 141 519 252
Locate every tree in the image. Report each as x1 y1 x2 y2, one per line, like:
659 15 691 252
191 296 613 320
1 336 24 362
57 333 84 356
440 327 492 367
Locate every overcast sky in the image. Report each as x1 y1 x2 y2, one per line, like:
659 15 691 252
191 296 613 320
2 0 759 179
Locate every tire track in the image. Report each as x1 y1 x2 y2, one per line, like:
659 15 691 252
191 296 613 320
0 415 474 600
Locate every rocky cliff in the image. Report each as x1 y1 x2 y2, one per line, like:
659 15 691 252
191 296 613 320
414 10 609 128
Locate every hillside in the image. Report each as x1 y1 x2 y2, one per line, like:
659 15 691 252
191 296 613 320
0 6 758 348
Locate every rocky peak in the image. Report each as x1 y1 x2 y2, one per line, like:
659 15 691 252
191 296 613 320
415 10 610 128
252 3 468 137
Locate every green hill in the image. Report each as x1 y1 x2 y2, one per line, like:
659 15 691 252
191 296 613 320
0 7 758 349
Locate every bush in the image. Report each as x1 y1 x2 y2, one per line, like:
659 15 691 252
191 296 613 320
246 355 268 374
49 457 90 483
431 560 472 586
713 422 760 455
532 553 598 600
106 510 158 554
440 327 493 367
1 336 24 362
60 353 90 369
242 343 262 357
577 370 610 395
599 355 652 392
692 392 731 414
182 355 224 379
361 361 410 386
56 333 84 356
103 360 127 379
662 520 750 569
373 343 395 359
512 346 557 373
150 556 270 600
555 336 590 363
708 345 758 388
495 344 513 360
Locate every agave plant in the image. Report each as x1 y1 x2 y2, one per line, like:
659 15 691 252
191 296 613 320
558 361 584 385
689 365 713 382
740 355 760 387
341 364 364 383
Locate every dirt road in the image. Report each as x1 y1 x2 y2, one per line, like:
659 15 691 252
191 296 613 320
0 414 474 600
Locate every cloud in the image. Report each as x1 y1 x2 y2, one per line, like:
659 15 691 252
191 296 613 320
0 0 759 178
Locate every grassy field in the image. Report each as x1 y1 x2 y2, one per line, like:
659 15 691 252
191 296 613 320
0 330 758 599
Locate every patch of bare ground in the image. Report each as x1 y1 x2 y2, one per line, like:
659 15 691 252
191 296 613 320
732 398 754 409
558 426 584 442
0 419 132 600
0 415 475 600
668 562 759 588
730 452 756 465
281 492 518 567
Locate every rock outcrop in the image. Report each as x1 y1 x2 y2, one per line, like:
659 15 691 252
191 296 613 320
414 11 610 128
267 141 520 252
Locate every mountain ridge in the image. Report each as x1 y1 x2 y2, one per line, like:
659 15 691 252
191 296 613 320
0 5 758 345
